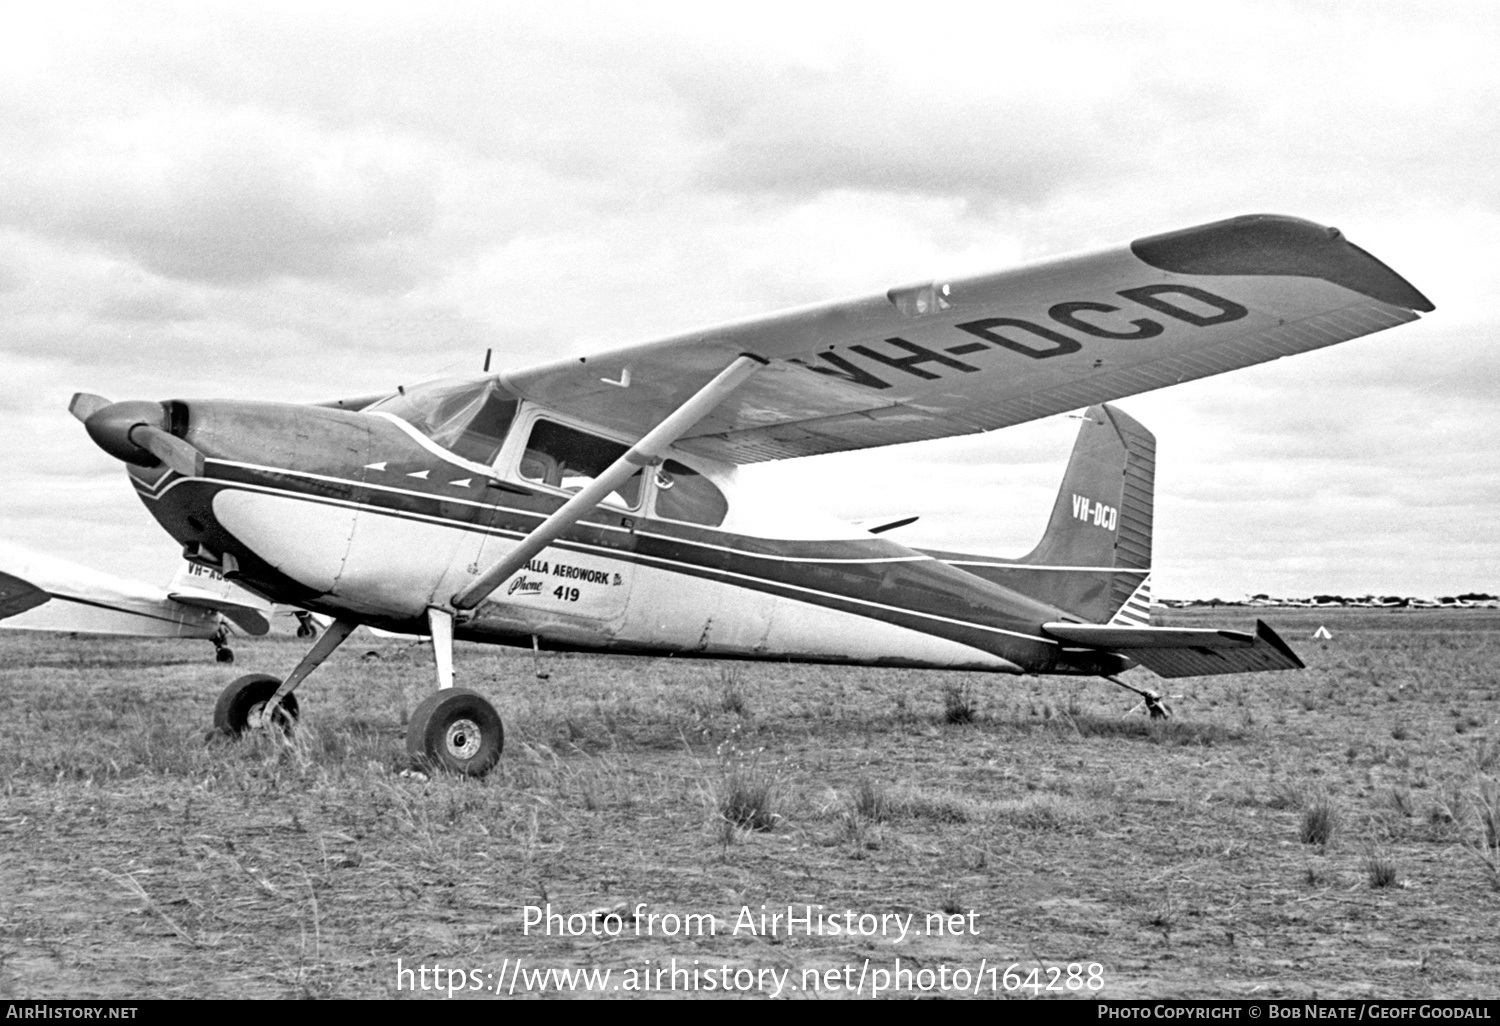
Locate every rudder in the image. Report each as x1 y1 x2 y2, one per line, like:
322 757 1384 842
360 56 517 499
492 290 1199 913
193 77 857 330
1021 404 1154 623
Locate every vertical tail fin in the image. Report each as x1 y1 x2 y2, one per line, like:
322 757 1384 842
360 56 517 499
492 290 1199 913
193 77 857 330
1017 404 1155 623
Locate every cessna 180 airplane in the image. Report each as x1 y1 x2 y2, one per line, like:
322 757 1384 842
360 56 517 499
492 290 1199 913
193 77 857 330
66 214 1432 776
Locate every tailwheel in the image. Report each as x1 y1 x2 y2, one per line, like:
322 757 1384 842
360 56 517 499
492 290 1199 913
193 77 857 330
213 673 300 737
1103 673 1173 720
406 688 504 777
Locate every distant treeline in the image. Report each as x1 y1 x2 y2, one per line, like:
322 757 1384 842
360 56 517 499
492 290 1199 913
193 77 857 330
1163 593 1498 609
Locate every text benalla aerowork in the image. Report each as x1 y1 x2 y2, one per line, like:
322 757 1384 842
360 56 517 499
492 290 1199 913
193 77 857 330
521 903 980 942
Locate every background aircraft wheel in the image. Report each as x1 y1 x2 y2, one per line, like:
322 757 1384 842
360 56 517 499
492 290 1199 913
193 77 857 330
213 673 300 737
216 646 235 664
406 688 503 777
296 623 318 640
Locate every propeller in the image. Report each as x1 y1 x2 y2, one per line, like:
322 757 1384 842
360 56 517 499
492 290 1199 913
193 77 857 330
69 393 206 478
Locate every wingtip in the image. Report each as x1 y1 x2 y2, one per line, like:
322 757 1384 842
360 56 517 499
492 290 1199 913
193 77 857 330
1131 214 1434 314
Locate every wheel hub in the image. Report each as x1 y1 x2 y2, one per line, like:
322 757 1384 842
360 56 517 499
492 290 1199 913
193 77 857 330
445 718 482 760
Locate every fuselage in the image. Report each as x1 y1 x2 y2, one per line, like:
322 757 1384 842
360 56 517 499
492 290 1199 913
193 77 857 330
121 389 1122 676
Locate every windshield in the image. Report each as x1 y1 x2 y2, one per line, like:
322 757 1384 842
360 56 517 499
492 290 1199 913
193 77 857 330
366 377 519 465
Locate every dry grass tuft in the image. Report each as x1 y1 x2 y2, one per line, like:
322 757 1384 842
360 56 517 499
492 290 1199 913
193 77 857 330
1365 851 1400 889
719 668 750 718
942 684 976 725
1300 796 1340 846
710 729 785 834
850 776 891 823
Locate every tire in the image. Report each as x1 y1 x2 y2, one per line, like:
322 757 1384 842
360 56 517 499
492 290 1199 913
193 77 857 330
406 688 504 777
215 646 235 664
213 673 300 737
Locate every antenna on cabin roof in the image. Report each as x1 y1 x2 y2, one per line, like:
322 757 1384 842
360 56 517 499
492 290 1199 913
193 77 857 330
483 348 492 373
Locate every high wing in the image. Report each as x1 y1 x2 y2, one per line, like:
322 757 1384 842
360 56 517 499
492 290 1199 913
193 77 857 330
498 214 1432 462
1044 620 1305 678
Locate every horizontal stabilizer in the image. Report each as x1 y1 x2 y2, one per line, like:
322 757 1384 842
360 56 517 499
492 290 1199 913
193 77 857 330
167 561 273 636
0 570 51 619
1043 619 1304 677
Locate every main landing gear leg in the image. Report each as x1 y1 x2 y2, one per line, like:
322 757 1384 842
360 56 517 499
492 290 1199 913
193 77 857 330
405 607 504 778
1103 674 1173 720
212 618 358 737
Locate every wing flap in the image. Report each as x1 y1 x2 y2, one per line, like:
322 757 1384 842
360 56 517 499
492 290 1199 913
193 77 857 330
1044 619 1305 678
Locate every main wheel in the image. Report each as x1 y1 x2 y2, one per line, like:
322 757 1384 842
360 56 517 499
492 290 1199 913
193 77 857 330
406 688 504 777
213 673 300 737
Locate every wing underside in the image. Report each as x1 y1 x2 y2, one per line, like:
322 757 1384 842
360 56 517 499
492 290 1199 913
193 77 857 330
498 214 1431 462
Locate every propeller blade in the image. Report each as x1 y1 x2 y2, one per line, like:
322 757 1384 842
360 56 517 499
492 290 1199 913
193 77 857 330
130 425 206 478
68 393 112 423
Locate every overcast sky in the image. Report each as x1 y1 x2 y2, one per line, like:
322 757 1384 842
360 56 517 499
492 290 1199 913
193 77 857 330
2 1 1496 600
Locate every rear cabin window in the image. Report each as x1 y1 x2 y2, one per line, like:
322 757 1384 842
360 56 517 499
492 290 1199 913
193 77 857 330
653 459 728 527
366 377 519 465
519 420 643 509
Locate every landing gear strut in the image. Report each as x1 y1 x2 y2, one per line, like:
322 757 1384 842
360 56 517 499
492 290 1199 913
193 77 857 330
207 608 507 778
1103 674 1173 720
402 607 505 776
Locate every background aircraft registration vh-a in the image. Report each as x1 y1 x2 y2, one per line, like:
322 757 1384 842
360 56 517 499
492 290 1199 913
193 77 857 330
65 214 1433 776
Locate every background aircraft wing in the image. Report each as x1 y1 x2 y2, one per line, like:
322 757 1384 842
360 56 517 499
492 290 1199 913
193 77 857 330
499 214 1432 463
0 541 222 639
1045 620 1305 677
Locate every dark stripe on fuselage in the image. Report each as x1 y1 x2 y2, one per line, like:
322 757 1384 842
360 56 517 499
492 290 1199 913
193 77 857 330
136 460 1066 666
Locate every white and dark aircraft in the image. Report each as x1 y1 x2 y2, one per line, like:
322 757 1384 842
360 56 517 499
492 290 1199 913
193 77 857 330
0 542 271 661
65 214 1432 776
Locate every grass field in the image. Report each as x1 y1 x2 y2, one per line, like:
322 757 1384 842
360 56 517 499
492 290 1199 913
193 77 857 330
2 608 1497 999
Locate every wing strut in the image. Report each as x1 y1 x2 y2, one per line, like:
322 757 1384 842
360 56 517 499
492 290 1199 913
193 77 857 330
450 353 767 611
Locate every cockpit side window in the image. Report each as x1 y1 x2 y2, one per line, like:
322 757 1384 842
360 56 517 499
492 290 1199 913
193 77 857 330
366 378 519 465
519 419 643 509
653 459 728 527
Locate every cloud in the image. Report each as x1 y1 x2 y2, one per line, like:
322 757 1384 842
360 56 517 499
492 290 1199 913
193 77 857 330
0 2 1495 599
0 106 443 289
